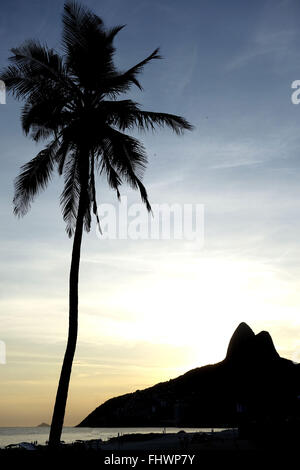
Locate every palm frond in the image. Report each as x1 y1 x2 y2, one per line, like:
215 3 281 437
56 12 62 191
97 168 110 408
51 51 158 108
101 48 161 96
99 99 193 134
2 40 80 105
10 40 65 78
101 127 151 211
98 148 122 199
62 1 103 53
21 97 71 139
135 110 194 134
83 198 91 233
90 154 102 234
120 48 162 91
13 140 58 216
56 138 73 175
62 1 118 88
105 25 126 43
0 64 41 100
60 152 81 237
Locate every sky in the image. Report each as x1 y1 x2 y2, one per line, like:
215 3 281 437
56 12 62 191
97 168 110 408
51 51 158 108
1 0 300 426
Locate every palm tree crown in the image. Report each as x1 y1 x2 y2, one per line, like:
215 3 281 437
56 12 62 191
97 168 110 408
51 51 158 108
2 1 192 234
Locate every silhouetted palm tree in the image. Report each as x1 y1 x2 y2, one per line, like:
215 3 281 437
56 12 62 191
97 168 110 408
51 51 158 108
1 1 192 446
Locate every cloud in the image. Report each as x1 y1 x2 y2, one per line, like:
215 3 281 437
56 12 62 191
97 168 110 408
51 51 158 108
227 29 297 70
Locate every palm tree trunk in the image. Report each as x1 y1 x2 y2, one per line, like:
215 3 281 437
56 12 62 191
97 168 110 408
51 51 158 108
48 185 86 447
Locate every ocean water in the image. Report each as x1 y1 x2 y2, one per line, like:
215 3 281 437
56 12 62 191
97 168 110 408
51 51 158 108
0 426 227 448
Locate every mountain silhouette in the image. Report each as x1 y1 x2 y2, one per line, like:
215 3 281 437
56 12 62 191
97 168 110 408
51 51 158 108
78 323 300 427
226 322 279 364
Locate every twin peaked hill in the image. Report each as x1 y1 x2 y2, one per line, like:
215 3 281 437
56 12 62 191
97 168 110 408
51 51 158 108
78 323 300 427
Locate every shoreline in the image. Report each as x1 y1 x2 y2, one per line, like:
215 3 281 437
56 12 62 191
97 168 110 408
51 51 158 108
0 427 290 452
0 426 231 448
